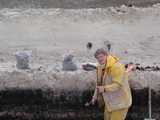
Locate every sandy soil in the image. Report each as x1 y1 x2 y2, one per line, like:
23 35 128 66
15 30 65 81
0 4 160 92
0 4 160 67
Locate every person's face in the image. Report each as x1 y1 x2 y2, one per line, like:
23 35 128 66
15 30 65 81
96 54 107 65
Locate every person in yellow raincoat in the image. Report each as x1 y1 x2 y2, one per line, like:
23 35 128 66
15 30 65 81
89 48 132 120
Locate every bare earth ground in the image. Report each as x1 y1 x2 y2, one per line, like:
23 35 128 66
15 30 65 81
0 3 160 120
0 4 160 89
0 0 160 8
0 4 160 67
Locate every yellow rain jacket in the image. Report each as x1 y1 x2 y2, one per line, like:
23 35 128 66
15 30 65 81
95 55 132 112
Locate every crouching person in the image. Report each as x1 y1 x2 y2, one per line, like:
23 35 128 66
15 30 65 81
90 48 132 120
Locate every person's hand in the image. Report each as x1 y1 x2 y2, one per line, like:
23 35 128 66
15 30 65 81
126 64 135 73
97 86 105 93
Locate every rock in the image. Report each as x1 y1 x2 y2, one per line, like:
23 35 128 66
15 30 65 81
103 40 112 52
86 42 93 50
62 54 78 71
82 63 96 71
15 51 32 70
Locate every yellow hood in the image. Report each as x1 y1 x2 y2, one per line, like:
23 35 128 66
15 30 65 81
106 55 119 68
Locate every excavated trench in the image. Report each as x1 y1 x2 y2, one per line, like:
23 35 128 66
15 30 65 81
1 61 160 118
0 88 160 120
